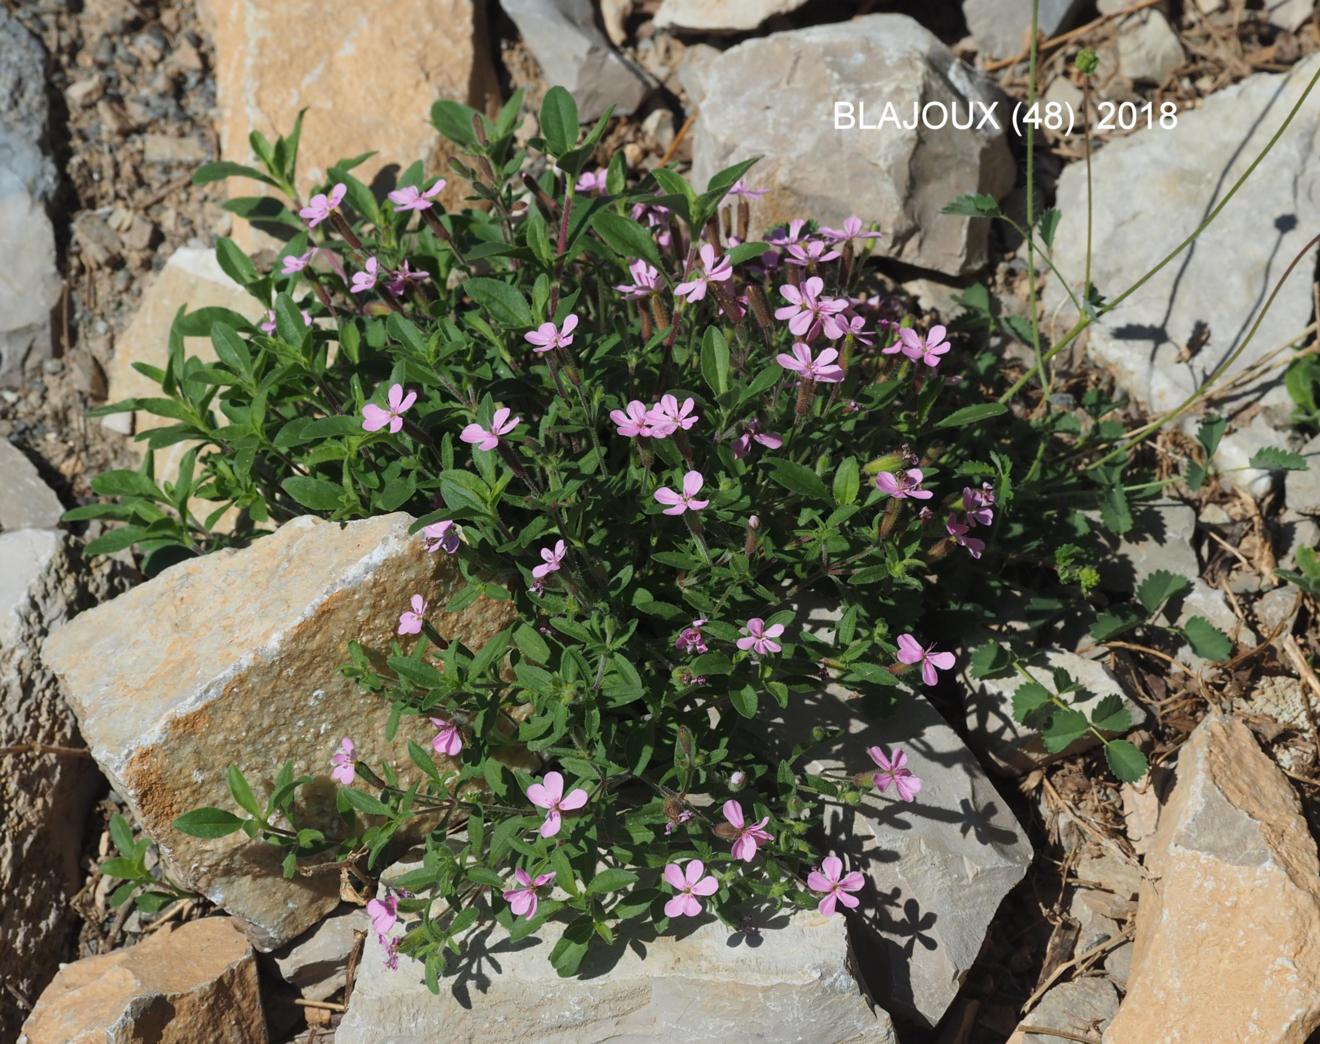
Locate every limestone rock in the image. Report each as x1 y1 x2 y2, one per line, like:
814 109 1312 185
964 648 1147 775
501 0 648 121
1 530 110 1043
1010 978 1119 1043
654 0 810 33
0 441 64 532
1116 10 1184 85
267 904 360 1002
0 156 59 386
1286 432 1320 515
1265 0 1314 31
758 686 1033 1027
21 916 267 1044
44 513 515 950
691 15 1014 277
963 0 1086 59
339 869 896 1043
1045 56 1320 477
1105 714 1320 1043
201 0 499 241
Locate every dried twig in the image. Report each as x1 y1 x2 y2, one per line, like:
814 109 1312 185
294 998 347 1013
658 109 698 168
0 742 92 758
1020 930 1134 1017
1281 634 1320 769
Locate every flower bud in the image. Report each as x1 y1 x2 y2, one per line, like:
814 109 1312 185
729 770 747 791
1075 48 1099 76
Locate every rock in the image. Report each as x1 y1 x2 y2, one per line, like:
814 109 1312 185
1286 432 1320 515
599 0 632 47
0 441 63 531
267 904 360 1002
758 686 1033 1027
654 0 810 33
340 868 896 1043
1265 0 1314 32
1105 714 1320 1043
1045 56 1320 479
963 0 1086 60
1119 778 1161 855
1073 853 1141 920
44 513 515 950
1 530 110 1042
201 0 499 242
691 15 1014 277
963 648 1147 775
501 0 648 122
141 132 209 166
1254 585 1298 635
1009 978 1119 1043
20 916 267 1044
1278 511 1320 573
0 159 59 387
1116 10 1183 85
1103 940 1133 988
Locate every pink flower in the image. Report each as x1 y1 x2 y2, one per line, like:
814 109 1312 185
362 383 417 434
281 248 315 275
776 342 845 383
896 633 955 686
874 469 932 500
946 514 986 559
384 261 430 297
664 810 694 835
259 308 312 335
962 484 995 527
525 313 579 353
526 770 589 838
775 278 848 340
673 244 732 303
398 594 427 636
366 894 398 939
731 419 783 459
430 717 462 757
532 539 566 579
819 216 881 244
610 400 653 438
676 618 708 656
722 799 774 862
576 169 608 196
299 183 346 228
785 239 841 267
867 746 922 802
382 936 400 971
899 325 951 367
615 259 661 300
654 470 709 515
728 179 768 201
350 257 379 294
422 520 461 554
834 314 874 346
388 179 446 211
662 859 719 918
767 219 808 247
330 737 355 785
737 617 785 656
646 394 699 436
503 868 554 919
807 855 864 917
460 406 520 451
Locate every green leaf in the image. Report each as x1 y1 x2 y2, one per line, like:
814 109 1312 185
592 211 661 268
1137 569 1191 616
941 193 1002 218
729 685 759 718
227 765 262 818
764 456 830 502
1089 694 1132 733
463 277 534 327
585 868 639 896
548 915 593 978
832 457 860 507
513 624 551 663
1011 681 1052 724
211 322 254 382
214 237 259 287
1104 739 1148 783
540 86 579 155
98 857 142 880
339 788 392 817
700 327 730 397
191 160 278 187
84 526 151 556
281 476 344 511
934 403 1008 429
90 470 163 500
1041 708 1090 752
1249 446 1308 471
430 99 479 146
109 814 138 859
1089 608 1142 642
173 807 245 838
1196 414 1226 457
1099 483 1133 535
1038 208 1062 248
1181 616 1232 660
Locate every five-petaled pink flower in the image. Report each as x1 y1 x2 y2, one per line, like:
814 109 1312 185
384 261 430 297
896 633 955 686
532 539 566 579
946 514 986 559
775 277 847 339
654 470 709 515
366 894 398 939
281 248 315 275
422 520 461 554
731 418 784 459
615 259 661 300
962 484 995 527
676 618 707 656
576 169 608 196
737 617 785 656
350 257 380 294
785 239 842 267
820 216 881 244
874 469 933 500
526 770 589 838
610 400 653 438
503 868 554 919
330 737 355 785
722 799 774 862
728 179 768 201
460 407 520 451
868 746 922 802
662 859 719 919
673 244 732 303
388 179 446 211
362 383 417 434
807 855 864 917
430 717 462 757
398 594 428 636
776 342 845 383
899 325 951 367
646 394 699 436
525 313 579 353
299 183 346 227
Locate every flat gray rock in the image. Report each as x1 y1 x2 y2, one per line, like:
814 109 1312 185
963 0 1086 59
654 0 809 33
1286 433 1320 515
0 440 64 532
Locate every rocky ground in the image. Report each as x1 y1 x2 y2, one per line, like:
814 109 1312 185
3 1 1319 1042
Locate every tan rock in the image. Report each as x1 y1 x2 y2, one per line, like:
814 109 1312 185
201 0 499 247
1105 714 1320 1044
1009 978 1119 1043
21 916 266 1044
44 513 515 949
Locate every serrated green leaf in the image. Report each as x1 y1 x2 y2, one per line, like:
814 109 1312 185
1041 708 1090 752
1137 569 1191 616
1249 446 1308 471
1089 693 1132 733
1104 740 1148 783
1181 616 1232 660
463 277 534 327
1011 680 1052 724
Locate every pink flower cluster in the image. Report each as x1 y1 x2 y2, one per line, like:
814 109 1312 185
461 407 520 451
611 394 700 439
945 483 995 559
524 314 578 353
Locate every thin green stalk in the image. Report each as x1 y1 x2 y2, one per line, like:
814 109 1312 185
1024 0 1048 396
